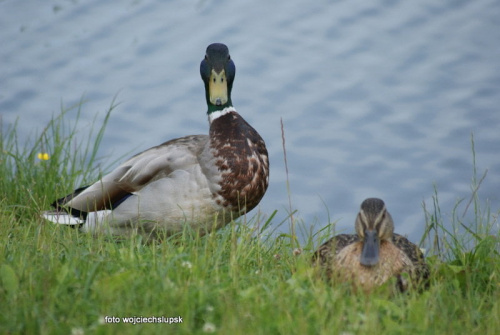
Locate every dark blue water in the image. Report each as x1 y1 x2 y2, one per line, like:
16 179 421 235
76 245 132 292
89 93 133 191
2 0 499 244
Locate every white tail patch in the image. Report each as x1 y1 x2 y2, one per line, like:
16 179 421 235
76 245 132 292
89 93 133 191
42 211 84 225
42 210 113 234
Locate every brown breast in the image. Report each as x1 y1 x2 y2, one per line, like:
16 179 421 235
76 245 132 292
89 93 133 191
209 111 269 213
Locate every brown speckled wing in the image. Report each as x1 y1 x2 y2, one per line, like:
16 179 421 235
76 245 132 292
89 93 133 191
312 234 359 266
392 233 430 285
58 135 207 213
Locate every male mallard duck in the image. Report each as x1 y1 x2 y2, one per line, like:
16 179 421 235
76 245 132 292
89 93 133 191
42 43 269 240
313 198 429 292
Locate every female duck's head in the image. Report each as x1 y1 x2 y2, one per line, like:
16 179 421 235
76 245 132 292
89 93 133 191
200 43 236 113
354 198 395 267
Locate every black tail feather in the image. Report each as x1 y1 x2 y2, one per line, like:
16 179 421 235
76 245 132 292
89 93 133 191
50 186 90 220
51 186 90 209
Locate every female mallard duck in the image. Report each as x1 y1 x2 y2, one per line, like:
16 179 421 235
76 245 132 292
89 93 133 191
313 198 429 292
43 43 269 240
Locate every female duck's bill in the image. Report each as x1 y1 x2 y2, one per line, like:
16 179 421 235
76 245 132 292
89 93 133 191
360 229 380 266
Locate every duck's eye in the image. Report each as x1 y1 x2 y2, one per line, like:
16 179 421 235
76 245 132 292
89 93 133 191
228 55 231 60
221 77 224 82
213 78 216 83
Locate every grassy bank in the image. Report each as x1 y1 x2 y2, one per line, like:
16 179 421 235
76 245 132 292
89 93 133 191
0 103 499 335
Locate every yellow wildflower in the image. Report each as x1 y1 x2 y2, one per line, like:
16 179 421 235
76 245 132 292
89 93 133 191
37 153 50 160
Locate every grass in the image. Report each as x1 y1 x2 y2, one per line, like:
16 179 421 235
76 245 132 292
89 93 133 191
1 102 499 335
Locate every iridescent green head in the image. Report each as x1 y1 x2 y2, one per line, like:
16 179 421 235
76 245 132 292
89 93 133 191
200 43 235 114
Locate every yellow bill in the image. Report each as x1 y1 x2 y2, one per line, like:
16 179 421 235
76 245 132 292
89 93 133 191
209 69 228 105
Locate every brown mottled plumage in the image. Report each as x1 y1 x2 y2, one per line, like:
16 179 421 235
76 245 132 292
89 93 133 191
42 43 269 240
313 198 429 292
209 111 269 212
